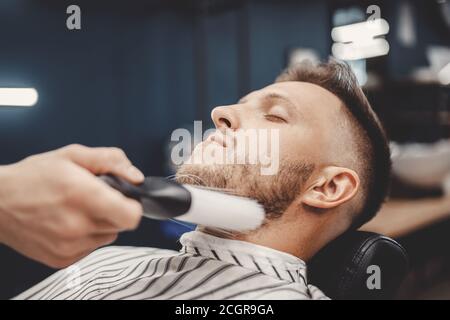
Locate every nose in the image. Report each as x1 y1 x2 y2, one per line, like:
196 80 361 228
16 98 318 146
211 105 240 130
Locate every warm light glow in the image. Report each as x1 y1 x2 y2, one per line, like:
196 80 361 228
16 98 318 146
438 63 450 85
0 88 38 107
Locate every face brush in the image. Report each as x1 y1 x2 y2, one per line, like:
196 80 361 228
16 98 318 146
99 174 265 232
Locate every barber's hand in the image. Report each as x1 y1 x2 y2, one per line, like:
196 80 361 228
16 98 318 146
0 144 144 268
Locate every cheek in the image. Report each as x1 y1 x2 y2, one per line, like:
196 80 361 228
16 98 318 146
278 127 318 162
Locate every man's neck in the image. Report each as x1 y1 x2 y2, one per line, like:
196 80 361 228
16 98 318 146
197 217 322 261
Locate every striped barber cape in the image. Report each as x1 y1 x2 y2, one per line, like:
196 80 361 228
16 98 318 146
14 231 329 300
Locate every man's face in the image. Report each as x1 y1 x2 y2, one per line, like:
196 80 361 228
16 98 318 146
176 81 344 217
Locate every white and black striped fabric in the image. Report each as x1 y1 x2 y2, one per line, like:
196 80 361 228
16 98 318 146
14 231 329 300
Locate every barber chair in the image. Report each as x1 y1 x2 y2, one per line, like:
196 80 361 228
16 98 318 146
308 231 409 300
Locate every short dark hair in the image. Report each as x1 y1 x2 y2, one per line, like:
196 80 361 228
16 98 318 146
275 60 391 228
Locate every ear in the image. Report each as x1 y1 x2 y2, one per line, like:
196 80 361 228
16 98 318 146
301 166 360 209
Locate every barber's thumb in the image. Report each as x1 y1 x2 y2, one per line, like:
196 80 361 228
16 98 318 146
95 148 145 183
115 164 145 184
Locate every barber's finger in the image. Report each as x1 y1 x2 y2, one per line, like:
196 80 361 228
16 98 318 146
71 234 119 261
90 219 124 235
58 144 144 183
81 181 143 230
105 195 143 231
87 233 119 250
51 234 119 268
66 170 143 230
68 233 119 258
63 211 121 236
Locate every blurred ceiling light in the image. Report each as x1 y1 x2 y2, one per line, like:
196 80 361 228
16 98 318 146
397 1 416 47
438 63 450 85
331 19 390 60
0 88 38 107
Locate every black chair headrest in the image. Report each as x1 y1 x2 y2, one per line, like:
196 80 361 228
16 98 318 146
308 231 409 300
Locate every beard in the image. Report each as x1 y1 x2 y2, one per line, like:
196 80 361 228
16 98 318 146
175 161 314 220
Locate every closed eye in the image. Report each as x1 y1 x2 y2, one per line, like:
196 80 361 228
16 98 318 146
264 114 287 123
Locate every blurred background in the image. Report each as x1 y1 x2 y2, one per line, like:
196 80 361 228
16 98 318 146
0 0 449 299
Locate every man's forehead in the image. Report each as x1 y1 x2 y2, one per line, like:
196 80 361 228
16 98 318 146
242 81 341 106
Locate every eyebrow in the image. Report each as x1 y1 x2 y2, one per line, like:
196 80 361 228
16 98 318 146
239 92 298 116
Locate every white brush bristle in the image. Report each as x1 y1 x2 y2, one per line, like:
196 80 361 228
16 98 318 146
176 185 265 231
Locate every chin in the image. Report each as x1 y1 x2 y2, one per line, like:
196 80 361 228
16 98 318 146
175 162 223 187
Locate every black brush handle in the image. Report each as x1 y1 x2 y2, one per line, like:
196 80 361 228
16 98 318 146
98 174 192 220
